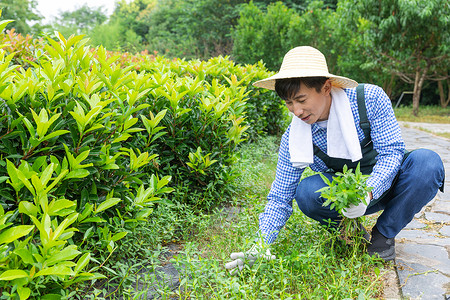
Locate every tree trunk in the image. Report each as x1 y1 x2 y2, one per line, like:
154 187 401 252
438 79 450 108
383 74 395 98
412 66 429 117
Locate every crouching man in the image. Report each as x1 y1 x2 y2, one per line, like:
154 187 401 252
226 46 445 272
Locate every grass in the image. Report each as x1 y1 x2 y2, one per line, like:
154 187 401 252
402 124 450 140
393 105 450 123
148 136 388 299
423 131 450 140
80 136 392 299
394 105 450 139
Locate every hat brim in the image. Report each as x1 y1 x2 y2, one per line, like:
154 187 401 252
253 70 358 90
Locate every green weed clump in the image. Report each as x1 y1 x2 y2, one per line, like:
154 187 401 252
317 164 373 243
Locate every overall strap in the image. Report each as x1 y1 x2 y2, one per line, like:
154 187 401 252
356 84 371 141
312 84 377 174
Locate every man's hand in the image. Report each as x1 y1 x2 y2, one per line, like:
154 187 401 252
342 193 371 219
224 243 276 275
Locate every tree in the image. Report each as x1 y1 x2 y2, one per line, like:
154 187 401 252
353 0 450 116
0 0 41 34
141 0 246 59
110 0 155 44
232 1 344 71
52 4 107 36
437 75 449 108
232 2 297 70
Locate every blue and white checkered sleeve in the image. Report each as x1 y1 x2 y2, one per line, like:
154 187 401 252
259 126 303 244
364 85 405 199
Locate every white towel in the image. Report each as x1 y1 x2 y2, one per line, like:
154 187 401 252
289 87 362 169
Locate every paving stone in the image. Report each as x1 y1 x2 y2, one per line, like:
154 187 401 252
396 230 450 246
437 192 450 201
395 243 450 275
440 226 450 237
404 219 427 229
397 230 436 241
433 199 450 211
425 212 450 223
394 125 450 299
396 260 449 299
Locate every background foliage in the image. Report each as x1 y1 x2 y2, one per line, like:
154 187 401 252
4 0 449 112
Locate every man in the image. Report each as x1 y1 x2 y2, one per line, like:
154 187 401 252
225 46 445 272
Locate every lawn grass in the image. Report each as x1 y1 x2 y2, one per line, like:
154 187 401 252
163 136 389 299
89 136 392 299
394 105 450 123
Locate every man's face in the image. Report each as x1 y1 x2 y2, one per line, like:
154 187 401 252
284 80 332 124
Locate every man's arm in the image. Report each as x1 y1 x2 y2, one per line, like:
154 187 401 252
259 127 303 244
364 85 405 199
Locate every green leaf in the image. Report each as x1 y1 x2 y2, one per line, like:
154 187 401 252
18 286 31 300
157 175 172 189
74 253 91 274
111 231 127 242
48 199 76 215
19 201 38 217
74 149 90 165
112 133 131 143
21 116 36 138
80 217 105 223
0 20 14 32
45 169 68 193
45 245 80 266
319 173 331 186
39 163 54 187
94 198 121 214
0 225 34 245
135 208 153 220
0 176 9 184
0 270 28 280
40 130 70 142
14 248 35 265
52 213 78 241
102 163 119 170
35 265 74 277
66 169 90 179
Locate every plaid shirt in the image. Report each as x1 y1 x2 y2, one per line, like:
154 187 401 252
259 84 405 244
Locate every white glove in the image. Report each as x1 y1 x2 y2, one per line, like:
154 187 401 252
224 243 276 275
342 194 371 218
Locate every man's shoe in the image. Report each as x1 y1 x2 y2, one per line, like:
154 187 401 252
368 226 395 261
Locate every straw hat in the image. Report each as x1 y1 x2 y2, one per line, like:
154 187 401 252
253 46 358 90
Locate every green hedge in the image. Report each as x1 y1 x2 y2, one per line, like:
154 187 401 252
0 30 287 297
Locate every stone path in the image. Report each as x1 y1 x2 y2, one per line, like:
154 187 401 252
394 125 450 299
399 121 450 135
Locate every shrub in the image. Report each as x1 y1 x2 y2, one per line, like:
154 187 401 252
135 55 288 141
0 28 288 297
0 31 245 297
